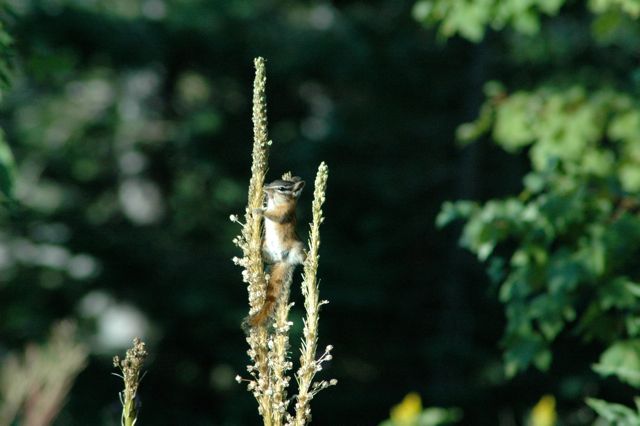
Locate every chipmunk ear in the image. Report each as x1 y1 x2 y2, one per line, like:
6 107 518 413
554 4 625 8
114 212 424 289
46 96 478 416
292 180 305 197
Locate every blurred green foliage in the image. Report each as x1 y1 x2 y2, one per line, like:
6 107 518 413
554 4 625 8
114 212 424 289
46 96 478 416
3 0 640 424
413 0 640 41
1 0 477 424
413 0 564 41
0 16 14 202
439 84 640 376
425 0 640 422
378 392 462 426
587 396 640 424
0 128 15 202
0 18 12 89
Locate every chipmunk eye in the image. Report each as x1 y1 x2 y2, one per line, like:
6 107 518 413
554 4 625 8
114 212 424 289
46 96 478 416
278 186 287 191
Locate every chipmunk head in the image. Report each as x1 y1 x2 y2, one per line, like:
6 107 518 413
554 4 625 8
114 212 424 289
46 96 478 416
264 176 305 205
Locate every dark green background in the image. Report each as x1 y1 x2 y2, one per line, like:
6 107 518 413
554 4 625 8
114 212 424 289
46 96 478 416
0 0 621 424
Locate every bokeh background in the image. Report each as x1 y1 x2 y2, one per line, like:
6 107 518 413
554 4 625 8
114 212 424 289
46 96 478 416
1 0 639 425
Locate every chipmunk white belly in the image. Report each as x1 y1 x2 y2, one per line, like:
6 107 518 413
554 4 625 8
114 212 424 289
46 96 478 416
263 219 285 262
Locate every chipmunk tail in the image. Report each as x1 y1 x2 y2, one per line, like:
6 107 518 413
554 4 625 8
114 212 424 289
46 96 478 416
242 262 292 333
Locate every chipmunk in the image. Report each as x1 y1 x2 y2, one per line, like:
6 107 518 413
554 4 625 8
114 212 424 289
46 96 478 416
244 176 306 329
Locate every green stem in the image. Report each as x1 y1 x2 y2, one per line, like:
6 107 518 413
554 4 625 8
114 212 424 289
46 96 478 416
122 398 137 426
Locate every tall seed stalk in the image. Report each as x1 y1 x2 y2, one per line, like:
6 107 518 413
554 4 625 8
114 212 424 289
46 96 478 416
232 58 336 426
113 338 148 426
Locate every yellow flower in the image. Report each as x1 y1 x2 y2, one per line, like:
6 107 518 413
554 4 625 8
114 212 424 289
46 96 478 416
531 395 557 426
390 392 423 426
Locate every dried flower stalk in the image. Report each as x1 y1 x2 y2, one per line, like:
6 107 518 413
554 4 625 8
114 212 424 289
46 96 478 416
293 162 336 426
0 321 88 426
113 338 148 426
271 258 294 424
233 58 335 426
232 56 274 424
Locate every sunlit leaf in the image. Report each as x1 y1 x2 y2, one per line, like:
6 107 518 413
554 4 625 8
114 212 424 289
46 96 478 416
593 340 640 387
587 398 640 425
